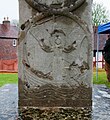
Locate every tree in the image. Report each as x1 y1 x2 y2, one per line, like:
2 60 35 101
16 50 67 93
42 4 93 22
92 2 109 26
11 19 19 28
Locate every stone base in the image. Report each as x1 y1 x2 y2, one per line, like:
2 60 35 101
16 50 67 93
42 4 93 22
18 107 92 120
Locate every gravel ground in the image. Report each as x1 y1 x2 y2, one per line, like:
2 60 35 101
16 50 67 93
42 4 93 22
0 84 110 120
92 85 110 120
0 84 18 120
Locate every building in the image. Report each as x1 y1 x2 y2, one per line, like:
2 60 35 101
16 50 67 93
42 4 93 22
93 26 108 68
0 17 18 72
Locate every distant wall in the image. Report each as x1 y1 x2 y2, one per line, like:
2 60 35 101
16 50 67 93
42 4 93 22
0 59 18 72
0 39 18 73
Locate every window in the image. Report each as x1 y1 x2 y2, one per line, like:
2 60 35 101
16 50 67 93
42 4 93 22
13 39 17 47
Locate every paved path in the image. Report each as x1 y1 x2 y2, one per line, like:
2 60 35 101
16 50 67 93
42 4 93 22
0 84 110 120
0 84 18 120
93 85 110 120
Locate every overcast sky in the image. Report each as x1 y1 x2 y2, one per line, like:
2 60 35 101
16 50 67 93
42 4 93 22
0 0 110 23
0 0 19 23
93 0 110 12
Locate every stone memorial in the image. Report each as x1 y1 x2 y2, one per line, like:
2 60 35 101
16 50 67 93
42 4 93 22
18 0 93 119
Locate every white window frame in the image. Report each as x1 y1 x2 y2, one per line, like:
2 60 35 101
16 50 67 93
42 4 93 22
13 39 17 47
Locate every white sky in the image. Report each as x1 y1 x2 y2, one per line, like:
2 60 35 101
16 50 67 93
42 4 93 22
0 0 110 23
93 0 110 17
0 0 19 23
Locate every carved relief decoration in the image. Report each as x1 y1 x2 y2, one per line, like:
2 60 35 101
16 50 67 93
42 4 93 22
18 0 92 110
20 13 91 88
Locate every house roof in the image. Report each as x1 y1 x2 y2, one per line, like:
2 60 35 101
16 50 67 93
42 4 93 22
0 19 18 39
0 18 18 60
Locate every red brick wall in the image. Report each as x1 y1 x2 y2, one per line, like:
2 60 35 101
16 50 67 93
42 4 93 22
0 39 18 72
0 59 18 72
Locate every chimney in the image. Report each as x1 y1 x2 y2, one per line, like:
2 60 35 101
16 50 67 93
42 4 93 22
2 17 10 29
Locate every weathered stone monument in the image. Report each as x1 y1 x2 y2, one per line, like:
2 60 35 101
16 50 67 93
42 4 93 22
18 0 93 119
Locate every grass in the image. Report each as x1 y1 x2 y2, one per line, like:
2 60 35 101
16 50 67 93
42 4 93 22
0 69 110 88
93 68 110 88
0 73 18 87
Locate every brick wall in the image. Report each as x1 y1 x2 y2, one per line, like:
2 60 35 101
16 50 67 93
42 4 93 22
0 39 18 72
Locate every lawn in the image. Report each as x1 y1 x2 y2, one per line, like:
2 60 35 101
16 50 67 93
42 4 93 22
93 69 110 88
0 70 110 88
0 73 18 87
